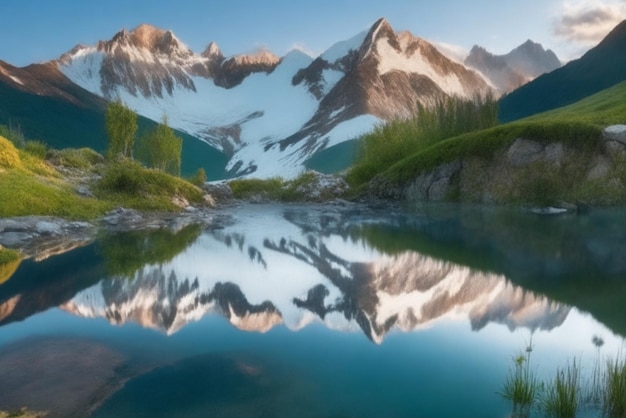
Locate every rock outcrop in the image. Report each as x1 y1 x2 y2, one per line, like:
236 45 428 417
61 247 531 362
370 125 626 208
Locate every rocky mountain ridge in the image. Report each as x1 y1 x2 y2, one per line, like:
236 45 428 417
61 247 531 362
1 18 561 178
465 40 561 94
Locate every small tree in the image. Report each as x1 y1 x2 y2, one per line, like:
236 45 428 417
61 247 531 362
139 116 183 176
105 101 137 159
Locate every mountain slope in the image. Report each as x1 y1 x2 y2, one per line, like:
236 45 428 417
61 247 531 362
499 19 626 122
0 60 228 178
55 19 493 178
465 40 561 94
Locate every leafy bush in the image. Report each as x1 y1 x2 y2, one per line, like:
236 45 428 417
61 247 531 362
137 116 182 176
188 168 207 187
0 136 22 169
47 148 104 170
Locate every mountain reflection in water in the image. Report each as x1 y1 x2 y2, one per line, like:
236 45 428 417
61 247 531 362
50 204 571 343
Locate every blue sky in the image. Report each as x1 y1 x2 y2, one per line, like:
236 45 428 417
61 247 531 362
1 0 625 66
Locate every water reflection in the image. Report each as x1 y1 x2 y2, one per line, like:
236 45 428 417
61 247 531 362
55 205 571 343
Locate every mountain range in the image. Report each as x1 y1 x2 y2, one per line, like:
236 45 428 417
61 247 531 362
499 19 626 122
0 18 561 179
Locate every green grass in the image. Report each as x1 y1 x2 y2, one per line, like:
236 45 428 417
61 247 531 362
0 247 21 265
47 147 105 170
228 171 337 202
0 135 208 219
500 350 539 418
523 80 626 126
361 81 626 205
0 135 109 219
541 360 580 418
95 159 204 211
348 95 498 187
603 355 626 418
0 170 110 219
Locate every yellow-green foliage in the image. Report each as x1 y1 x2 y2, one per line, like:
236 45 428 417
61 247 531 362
48 147 104 170
105 101 137 159
0 136 22 169
0 249 22 285
0 170 109 218
95 159 203 211
0 408 47 418
23 140 48 159
228 172 325 201
137 116 182 176
0 137 109 219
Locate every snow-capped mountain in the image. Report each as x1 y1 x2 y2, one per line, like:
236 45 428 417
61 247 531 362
62 206 569 343
55 18 492 178
464 40 561 94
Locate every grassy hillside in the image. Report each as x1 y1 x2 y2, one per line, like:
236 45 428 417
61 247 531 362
367 81 626 204
0 134 206 219
0 135 109 219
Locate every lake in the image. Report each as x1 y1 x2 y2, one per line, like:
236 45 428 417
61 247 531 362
0 203 624 417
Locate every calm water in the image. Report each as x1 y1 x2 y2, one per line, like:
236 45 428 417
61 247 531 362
0 203 624 417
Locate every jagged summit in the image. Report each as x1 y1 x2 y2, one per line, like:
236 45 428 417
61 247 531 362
98 24 192 59
201 41 222 59
53 17 495 178
465 39 561 93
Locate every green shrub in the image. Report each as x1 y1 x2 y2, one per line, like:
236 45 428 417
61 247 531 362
48 148 104 170
188 167 207 187
23 140 47 159
95 159 203 211
0 136 22 169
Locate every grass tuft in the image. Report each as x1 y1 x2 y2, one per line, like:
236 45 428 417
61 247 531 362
499 349 539 418
541 360 580 418
603 355 626 418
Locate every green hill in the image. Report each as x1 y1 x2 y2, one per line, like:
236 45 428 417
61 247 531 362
369 81 626 205
499 20 626 122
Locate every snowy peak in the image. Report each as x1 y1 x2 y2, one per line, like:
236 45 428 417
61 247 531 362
201 41 223 59
465 40 561 94
98 24 193 60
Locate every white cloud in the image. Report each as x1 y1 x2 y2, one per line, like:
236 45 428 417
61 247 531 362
554 0 626 45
